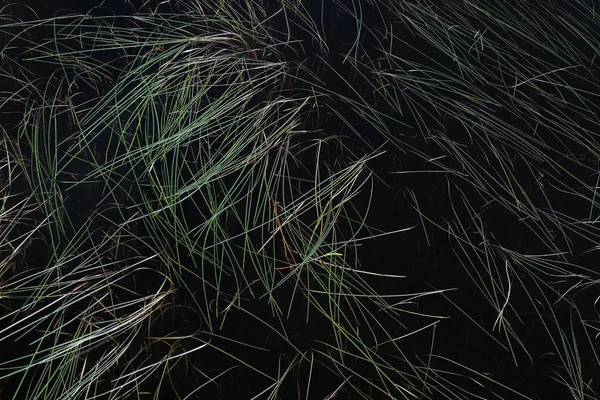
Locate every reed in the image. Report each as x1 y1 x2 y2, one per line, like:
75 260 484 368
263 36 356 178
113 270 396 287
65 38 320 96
1 1 598 399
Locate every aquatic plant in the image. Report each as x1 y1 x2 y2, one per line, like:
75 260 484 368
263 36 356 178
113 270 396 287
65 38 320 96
1 0 598 399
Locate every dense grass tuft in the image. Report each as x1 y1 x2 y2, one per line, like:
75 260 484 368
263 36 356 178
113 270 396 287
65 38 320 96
1 1 599 399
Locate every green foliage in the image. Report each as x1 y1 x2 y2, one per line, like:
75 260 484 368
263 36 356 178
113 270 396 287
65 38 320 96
1 1 599 399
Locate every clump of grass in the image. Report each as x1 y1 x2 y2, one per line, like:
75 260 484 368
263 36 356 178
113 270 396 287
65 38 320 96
1 0 600 399
337 0 600 397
